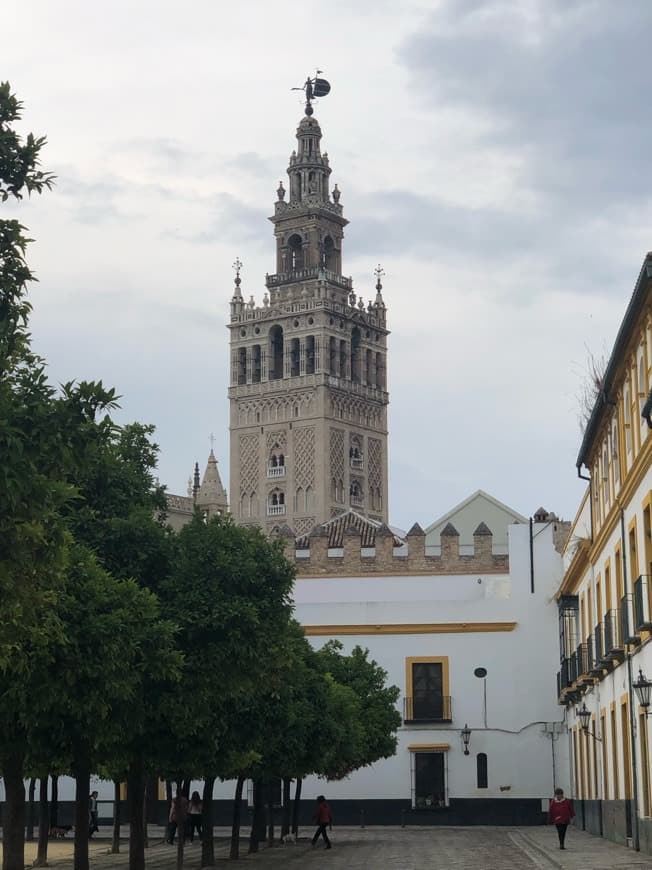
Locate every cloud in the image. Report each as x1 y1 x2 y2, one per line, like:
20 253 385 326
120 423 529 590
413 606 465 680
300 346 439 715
398 0 652 211
173 192 267 246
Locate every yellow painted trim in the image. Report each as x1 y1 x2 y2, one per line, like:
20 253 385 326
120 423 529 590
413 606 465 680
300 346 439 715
559 436 652 596
303 622 518 636
558 541 590 597
629 514 640 579
406 656 450 699
407 743 450 752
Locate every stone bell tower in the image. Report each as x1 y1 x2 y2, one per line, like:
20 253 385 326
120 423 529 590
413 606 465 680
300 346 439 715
228 85 390 536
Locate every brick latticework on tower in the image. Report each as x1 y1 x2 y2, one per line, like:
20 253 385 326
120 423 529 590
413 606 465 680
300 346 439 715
228 110 389 533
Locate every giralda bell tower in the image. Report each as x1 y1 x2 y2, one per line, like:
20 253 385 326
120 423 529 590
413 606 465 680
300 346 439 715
228 77 389 536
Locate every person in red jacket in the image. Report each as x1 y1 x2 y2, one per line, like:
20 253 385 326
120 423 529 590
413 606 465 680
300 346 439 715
547 787 575 850
311 795 333 849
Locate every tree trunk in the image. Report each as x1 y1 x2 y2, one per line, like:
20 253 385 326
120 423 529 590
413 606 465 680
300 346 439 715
266 782 274 847
127 760 146 870
145 775 159 825
111 781 121 853
281 779 292 838
34 776 49 867
248 781 264 854
2 752 26 870
26 778 36 841
49 776 59 829
201 777 215 866
175 779 186 870
229 776 244 860
291 777 302 836
73 759 90 870
142 782 148 850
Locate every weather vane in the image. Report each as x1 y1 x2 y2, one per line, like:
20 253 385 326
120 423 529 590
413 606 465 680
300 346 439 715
292 70 331 116
374 264 385 290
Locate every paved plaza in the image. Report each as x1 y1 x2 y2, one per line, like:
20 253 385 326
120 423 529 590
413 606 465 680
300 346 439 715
11 825 652 870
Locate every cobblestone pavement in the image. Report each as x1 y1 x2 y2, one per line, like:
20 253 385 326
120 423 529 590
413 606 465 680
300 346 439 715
12 825 652 870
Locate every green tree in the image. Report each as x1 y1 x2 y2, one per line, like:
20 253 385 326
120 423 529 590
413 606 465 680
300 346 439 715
0 80 67 870
159 514 296 866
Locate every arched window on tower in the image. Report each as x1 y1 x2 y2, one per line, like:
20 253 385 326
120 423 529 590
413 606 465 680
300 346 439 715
350 436 363 469
288 234 303 271
366 349 374 386
252 345 261 383
306 335 315 375
237 347 247 385
351 327 361 384
329 337 337 375
376 352 385 390
290 337 300 377
350 480 363 507
269 325 284 380
323 235 336 271
267 489 286 516
267 444 285 478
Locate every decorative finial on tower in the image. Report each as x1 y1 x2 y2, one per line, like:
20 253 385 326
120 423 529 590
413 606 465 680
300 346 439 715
209 432 216 453
332 183 341 204
374 263 385 292
193 462 200 500
277 181 286 201
232 257 243 298
291 72 331 116
187 476 193 497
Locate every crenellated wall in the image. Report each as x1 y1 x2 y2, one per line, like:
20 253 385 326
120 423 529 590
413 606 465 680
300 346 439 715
288 523 510 576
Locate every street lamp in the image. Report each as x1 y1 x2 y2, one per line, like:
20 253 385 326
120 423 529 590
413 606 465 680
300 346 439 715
577 703 601 742
461 723 471 756
633 669 652 713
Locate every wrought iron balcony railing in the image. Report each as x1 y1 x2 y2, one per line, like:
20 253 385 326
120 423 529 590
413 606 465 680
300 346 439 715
604 608 625 660
620 594 640 645
404 696 452 723
634 575 652 631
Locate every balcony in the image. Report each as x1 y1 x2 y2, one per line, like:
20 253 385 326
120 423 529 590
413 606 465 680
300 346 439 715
267 465 286 478
350 495 364 508
620 593 641 645
267 504 286 517
575 643 592 684
634 575 652 631
350 457 364 469
603 609 625 661
589 629 604 676
266 266 353 292
404 696 452 724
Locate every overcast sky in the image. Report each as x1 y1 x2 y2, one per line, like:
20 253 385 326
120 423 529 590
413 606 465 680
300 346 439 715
5 0 652 531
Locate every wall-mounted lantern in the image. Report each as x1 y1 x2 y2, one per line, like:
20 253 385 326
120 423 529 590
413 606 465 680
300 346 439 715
461 723 471 756
633 669 652 713
577 703 601 742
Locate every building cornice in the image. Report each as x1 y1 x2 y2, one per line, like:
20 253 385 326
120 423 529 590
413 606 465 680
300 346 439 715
303 622 517 636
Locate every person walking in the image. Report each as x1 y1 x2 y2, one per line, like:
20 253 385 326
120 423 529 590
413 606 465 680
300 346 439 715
88 791 99 838
188 791 203 843
311 795 332 850
547 787 575 850
167 793 188 844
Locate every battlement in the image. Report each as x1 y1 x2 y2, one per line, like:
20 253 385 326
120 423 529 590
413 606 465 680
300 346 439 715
274 517 509 576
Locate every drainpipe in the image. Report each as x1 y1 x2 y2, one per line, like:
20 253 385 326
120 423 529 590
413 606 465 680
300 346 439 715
529 517 535 594
577 465 593 543
621 508 641 851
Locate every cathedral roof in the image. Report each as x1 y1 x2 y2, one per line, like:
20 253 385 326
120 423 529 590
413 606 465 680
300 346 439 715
297 510 404 549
